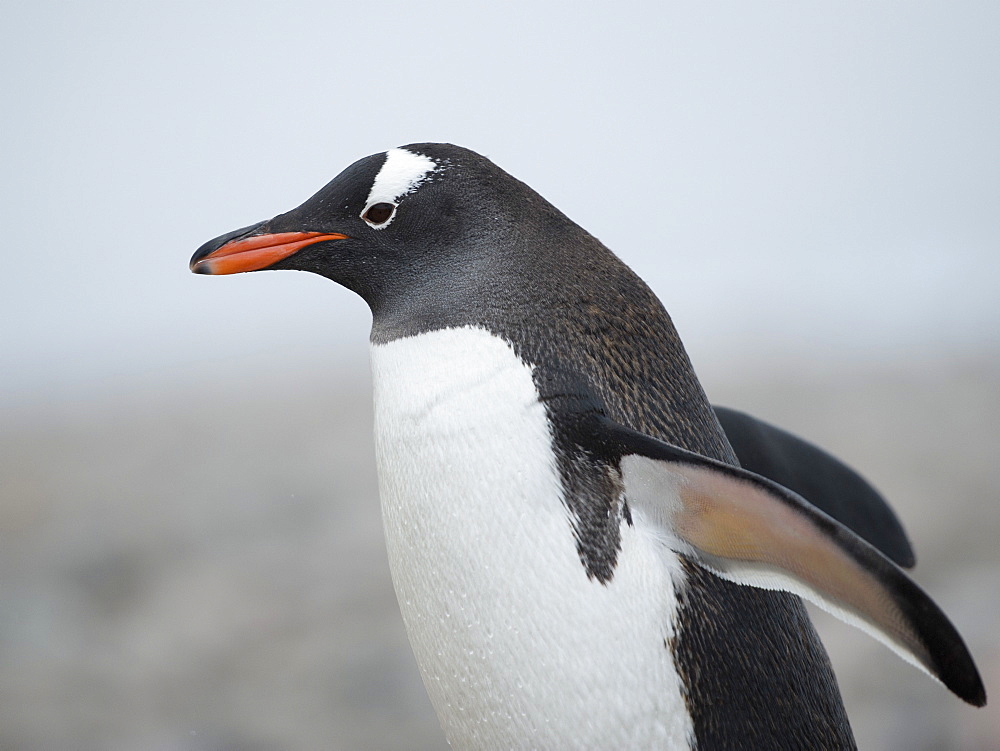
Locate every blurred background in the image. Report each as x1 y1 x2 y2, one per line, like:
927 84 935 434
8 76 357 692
2 2 998 749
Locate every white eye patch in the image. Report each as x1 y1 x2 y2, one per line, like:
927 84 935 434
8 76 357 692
362 148 438 229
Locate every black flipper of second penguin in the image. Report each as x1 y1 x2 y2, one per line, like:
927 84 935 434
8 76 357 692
714 406 916 568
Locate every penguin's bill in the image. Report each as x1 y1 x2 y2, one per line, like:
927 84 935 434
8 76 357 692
587 415 986 708
190 231 348 275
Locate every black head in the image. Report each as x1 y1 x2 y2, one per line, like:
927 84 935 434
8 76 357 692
190 143 587 338
190 142 718 450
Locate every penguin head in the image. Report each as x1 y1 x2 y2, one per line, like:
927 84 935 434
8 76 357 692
190 144 570 321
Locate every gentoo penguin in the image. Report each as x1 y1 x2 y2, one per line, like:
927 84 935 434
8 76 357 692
190 144 985 749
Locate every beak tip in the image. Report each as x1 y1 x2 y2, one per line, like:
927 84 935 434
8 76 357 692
189 221 269 276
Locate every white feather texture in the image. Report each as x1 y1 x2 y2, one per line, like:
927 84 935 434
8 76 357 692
370 326 693 750
362 147 437 229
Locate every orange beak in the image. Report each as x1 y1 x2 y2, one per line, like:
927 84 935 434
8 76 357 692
190 231 348 275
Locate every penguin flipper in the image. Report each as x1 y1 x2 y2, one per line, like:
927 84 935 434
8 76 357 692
713 405 916 568
580 414 986 707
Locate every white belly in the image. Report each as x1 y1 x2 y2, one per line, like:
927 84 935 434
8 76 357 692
370 326 693 750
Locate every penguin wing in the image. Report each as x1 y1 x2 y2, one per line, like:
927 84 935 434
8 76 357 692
577 413 986 707
713 406 915 568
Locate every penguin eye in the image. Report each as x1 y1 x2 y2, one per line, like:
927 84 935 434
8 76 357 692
362 202 396 227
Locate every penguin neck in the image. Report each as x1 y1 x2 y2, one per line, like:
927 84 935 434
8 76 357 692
367 238 729 462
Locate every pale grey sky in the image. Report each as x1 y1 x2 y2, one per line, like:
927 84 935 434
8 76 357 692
3 1 998 403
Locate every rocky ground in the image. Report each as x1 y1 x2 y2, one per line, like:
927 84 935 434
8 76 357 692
2 351 997 750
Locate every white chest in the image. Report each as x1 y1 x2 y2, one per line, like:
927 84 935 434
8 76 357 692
370 326 692 750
